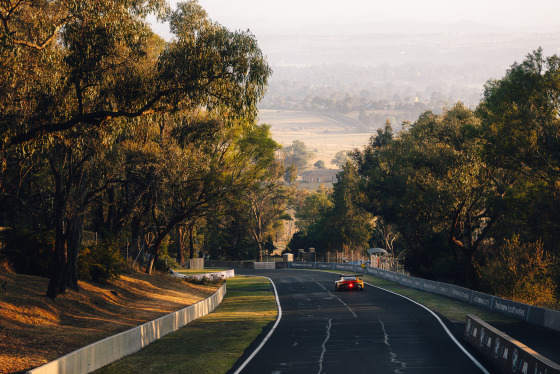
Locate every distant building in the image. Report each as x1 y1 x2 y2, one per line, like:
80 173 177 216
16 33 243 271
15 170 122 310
300 169 341 183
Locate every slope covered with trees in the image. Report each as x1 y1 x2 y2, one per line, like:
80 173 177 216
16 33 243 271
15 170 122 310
0 0 292 298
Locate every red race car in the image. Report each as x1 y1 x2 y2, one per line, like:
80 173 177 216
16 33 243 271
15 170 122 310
334 274 365 291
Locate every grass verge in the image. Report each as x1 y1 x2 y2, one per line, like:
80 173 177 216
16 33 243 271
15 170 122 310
94 276 278 374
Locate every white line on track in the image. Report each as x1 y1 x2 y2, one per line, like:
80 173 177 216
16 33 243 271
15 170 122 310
305 269 489 373
363 280 490 374
232 276 282 374
315 281 357 318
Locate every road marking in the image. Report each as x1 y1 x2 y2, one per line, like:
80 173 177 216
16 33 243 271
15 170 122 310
316 281 357 318
379 318 407 374
232 276 282 374
317 318 332 374
365 281 490 374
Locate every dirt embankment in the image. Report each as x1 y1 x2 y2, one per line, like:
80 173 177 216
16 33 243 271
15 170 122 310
0 269 219 374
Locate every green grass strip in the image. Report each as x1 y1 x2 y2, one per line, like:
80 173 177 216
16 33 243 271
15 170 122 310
95 276 277 374
359 273 516 323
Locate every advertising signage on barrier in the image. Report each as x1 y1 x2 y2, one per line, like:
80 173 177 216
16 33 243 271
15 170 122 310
436 283 451 297
422 280 438 293
465 314 560 374
471 291 493 311
492 297 530 321
398 274 413 287
450 285 472 303
290 262 313 269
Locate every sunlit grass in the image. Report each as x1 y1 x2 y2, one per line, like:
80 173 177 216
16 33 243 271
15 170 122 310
94 276 277 374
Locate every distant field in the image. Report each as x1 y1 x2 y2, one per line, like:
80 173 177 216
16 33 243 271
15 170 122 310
258 109 379 168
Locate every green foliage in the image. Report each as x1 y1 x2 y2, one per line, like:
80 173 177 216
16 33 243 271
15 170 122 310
314 160 326 168
281 140 314 181
0 0 274 293
478 48 560 182
294 188 334 234
331 150 350 168
291 163 373 258
78 242 125 283
478 237 558 309
154 245 180 271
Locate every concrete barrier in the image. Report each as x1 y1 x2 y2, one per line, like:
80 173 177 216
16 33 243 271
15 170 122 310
170 269 235 281
254 262 275 269
465 314 560 374
27 283 227 374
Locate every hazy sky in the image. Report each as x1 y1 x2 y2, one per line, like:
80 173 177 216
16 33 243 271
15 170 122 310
194 0 560 33
150 0 560 38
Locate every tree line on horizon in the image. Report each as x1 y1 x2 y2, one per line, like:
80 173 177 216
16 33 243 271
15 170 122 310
289 49 560 309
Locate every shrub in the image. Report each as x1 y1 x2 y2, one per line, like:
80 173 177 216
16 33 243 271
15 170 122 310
78 241 125 283
478 237 558 309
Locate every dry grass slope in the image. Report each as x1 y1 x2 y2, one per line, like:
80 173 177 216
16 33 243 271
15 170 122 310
0 270 219 374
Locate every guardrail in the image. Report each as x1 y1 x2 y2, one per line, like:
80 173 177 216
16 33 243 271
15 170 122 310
287 261 560 332
27 283 227 374
170 269 235 281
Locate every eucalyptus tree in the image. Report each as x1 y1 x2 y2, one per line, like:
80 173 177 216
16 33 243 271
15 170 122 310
326 162 373 256
139 120 281 273
355 104 510 285
1 0 272 297
477 49 560 255
245 161 293 261
478 48 560 184
281 140 314 181
294 187 333 234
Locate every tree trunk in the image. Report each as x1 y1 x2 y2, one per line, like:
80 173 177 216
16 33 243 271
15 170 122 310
145 238 163 275
46 178 67 299
188 222 195 259
176 225 185 265
65 215 83 292
46 230 67 299
256 242 263 262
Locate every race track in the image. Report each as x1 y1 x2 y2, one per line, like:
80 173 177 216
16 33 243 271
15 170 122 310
233 269 488 374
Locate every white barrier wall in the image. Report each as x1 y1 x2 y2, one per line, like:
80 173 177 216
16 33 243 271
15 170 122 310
170 269 235 281
288 261 560 332
27 283 227 374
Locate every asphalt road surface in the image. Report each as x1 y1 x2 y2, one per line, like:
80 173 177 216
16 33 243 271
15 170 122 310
233 269 488 374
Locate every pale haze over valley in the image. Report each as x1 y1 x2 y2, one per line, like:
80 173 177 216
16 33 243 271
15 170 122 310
152 0 560 166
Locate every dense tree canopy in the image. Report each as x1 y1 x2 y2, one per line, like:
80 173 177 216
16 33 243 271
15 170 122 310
0 0 276 298
289 50 560 305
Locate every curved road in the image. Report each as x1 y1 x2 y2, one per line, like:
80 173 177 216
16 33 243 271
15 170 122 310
234 269 487 374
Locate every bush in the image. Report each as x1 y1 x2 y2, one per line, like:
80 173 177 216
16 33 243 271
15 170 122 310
154 251 179 271
478 237 558 309
78 241 125 283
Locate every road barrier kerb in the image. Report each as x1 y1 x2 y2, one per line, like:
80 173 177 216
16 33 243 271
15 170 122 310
169 269 235 281
287 262 560 332
27 283 227 374
465 314 560 374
